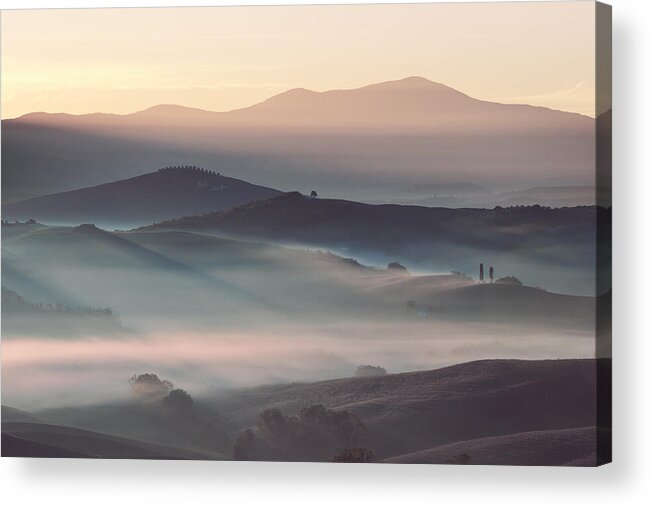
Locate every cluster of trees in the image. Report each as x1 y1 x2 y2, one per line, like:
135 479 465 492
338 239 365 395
355 365 387 378
495 275 523 286
158 165 220 176
128 373 194 418
128 373 173 401
1 219 38 225
479 263 495 283
450 270 471 279
128 373 230 452
387 261 408 273
2 286 115 318
331 447 377 463
233 404 368 462
479 264 524 286
74 223 100 232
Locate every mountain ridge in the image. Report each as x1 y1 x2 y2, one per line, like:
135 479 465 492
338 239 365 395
9 76 593 126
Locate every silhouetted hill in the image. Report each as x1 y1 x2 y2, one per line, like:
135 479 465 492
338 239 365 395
2 77 595 203
2 434 92 458
10 77 592 134
2 166 281 227
142 192 606 294
1 422 211 459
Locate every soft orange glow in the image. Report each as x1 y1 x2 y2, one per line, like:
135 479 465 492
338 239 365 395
1 2 596 119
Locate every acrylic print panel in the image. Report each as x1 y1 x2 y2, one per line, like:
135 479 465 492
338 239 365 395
0 1 611 465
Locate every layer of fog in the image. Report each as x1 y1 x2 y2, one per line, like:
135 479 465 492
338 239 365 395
1 226 599 411
2 321 596 411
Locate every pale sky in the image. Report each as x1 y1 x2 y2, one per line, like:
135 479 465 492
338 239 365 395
1 2 596 119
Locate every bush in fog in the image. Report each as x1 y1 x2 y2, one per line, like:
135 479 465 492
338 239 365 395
355 365 387 377
495 276 523 286
387 261 408 273
331 447 376 463
128 373 173 401
161 388 194 416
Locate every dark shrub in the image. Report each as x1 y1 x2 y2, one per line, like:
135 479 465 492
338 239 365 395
128 373 173 401
161 388 194 414
331 447 376 463
495 276 523 286
387 261 408 272
355 365 387 377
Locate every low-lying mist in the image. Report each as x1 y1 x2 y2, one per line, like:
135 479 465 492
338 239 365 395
2 225 599 412
2 320 595 411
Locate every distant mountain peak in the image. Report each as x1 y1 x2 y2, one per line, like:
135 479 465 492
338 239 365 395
132 103 212 117
365 76 459 92
382 76 437 86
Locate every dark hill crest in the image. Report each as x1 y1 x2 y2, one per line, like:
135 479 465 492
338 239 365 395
1 167 282 228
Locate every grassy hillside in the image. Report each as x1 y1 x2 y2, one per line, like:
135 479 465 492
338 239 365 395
203 358 606 458
386 426 609 466
2 422 212 459
17 359 608 464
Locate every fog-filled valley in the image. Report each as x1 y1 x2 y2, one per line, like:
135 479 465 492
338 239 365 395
2 201 608 467
1 77 609 465
2 218 599 408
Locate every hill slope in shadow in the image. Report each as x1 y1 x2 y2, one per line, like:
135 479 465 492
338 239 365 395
2 166 281 228
142 191 606 295
386 426 609 466
24 359 608 464
205 358 607 459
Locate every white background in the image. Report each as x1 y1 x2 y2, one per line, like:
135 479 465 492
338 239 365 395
0 0 649 504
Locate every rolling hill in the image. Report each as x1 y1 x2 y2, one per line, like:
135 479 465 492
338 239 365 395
386 426 609 466
25 358 609 464
206 358 608 461
2 77 596 203
1 421 211 459
1 222 597 330
2 166 281 228
141 191 606 295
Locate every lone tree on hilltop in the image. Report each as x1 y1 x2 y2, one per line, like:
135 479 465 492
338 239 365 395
310 190 318 198
489 266 494 283
479 263 484 283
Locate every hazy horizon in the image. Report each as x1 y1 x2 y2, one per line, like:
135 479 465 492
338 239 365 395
2 76 597 121
1 2 598 119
